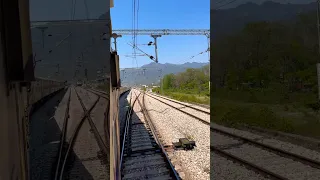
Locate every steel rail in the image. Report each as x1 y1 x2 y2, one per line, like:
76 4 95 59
149 92 210 115
211 146 288 180
119 91 141 170
58 87 100 180
145 93 210 125
74 88 108 154
54 89 71 180
211 127 320 169
138 91 181 180
86 88 109 99
144 90 320 177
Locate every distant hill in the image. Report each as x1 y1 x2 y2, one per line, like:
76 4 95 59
121 62 209 86
211 1 317 39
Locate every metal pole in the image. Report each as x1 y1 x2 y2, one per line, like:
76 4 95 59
154 37 158 63
41 29 45 48
159 69 163 94
114 37 118 52
112 33 122 52
151 35 161 63
206 34 210 92
207 34 210 62
317 0 320 101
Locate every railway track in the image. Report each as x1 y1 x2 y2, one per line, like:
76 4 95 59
149 93 210 113
86 88 109 99
144 90 320 179
87 88 109 98
145 92 210 125
120 91 180 180
54 87 108 180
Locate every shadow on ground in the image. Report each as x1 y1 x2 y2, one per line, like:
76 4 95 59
28 88 95 180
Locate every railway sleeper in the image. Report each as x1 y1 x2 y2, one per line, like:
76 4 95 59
122 164 172 180
124 154 164 165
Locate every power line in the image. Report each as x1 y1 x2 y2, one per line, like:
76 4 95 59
215 0 241 10
214 0 230 5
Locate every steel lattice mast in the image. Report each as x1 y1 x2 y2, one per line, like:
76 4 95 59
112 29 209 36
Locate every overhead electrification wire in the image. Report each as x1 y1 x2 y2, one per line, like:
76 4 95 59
214 0 229 5
135 0 140 68
215 0 241 10
186 49 209 61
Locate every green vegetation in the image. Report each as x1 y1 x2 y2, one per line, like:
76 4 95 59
212 11 320 138
152 65 210 105
141 86 146 91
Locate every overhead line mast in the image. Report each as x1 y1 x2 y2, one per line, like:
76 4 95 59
112 29 209 35
111 29 210 62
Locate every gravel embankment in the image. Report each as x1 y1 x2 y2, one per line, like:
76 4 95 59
146 93 210 123
132 89 210 180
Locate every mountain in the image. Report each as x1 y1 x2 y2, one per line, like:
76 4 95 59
121 62 209 86
211 1 317 39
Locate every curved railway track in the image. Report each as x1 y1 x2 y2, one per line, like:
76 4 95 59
143 90 320 180
54 87 107 180
120 91 180 180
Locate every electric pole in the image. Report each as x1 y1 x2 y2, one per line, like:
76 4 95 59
121 69 125 83
85 68 88 81
151 35 161 63
142 68 146 76
317 0 320 101
206 33 210 92
112 33 122 52
55 64 60 74
158 69 163 94
36 26 48 48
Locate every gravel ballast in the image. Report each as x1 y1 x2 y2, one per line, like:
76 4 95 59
131 89 210 180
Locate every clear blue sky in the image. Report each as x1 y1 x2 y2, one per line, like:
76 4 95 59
111 0 210 68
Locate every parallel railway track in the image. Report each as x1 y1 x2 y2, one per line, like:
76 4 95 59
149 93 210 114
144 91 320 180
120 91 180 180
145 92 210 125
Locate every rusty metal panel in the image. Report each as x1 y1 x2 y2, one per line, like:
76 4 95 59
110 52 120 88
0 0 34 82
111 0 114 8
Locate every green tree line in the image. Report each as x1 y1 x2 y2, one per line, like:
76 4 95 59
212 11 319 103
160 65 210 95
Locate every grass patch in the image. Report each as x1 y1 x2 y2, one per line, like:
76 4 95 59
212 97 320 139
157 90 210 105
